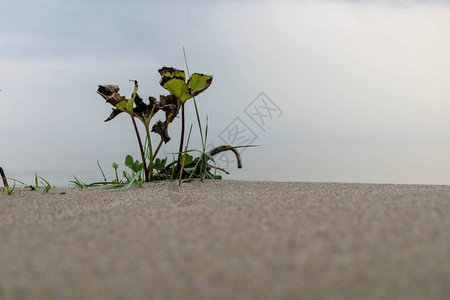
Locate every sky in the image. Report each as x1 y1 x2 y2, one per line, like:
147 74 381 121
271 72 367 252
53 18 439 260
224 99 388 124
1 0 450 186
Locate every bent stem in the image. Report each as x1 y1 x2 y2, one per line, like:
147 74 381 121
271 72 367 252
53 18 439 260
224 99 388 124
130 113 149 182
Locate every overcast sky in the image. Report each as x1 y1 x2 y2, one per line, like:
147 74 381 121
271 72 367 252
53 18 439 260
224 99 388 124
1 0 450 185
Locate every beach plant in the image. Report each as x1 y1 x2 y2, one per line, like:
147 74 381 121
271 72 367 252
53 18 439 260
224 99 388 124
71 157 144 189
70 176 110 189
0 183 16 195
0 170 55 195
97 160 108 182
97 81 150 181
70 175 126 189
112 162 120 182
158 66 212 175
34 173 55 194
96 63 247 184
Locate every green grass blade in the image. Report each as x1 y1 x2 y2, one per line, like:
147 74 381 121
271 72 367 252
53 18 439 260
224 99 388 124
8 178 26 186
204 115 208 148
38 176 51 187
71 175 86 189
125 172 140 189
35 173 39 188
97 160 107 182
183 47 205 151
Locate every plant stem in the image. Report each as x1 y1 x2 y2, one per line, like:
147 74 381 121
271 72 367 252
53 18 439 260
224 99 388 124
130 113 149 182
153 139 163 159
178 124 193 186
0 167 9 189
175 103 185 177
97 160 107 182
144 124 153 181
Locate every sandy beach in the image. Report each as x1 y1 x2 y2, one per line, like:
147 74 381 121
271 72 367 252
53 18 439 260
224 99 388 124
1 180 449 299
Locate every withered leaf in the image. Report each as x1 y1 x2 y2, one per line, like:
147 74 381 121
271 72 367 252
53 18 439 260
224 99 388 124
97 85 126 106
133 94 158 123
159 94 181 123
105 108 122 122
98 85 128 122
158 66 186 80
152 120 171 143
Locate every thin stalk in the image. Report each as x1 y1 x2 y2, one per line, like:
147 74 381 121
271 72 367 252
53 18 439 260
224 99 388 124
141 104 156 182
192 99 204 149
178 124 193 186
183 46 206 175
0 167 9 189
153 139 163 159
208 164 230 174
175 103 185 177
144 124 153 181
97 160 107 182
129 113 149 182
183 47 191 76
183 47 205 150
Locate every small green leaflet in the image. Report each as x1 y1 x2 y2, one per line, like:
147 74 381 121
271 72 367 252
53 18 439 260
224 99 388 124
160 70 213 103
187 73 213 97
160 77 191 102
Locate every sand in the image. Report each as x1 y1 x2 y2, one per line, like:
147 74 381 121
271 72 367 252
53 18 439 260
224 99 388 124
1 180 449 300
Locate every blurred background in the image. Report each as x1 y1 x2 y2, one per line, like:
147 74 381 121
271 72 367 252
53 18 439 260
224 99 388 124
1 0 449 186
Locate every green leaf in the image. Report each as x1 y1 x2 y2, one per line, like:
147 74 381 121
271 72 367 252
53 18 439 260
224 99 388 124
159 68 213 103
187 73 213 97
115 100 131 113
160 77 192 103
112 162 119 169
208 172 222 180
123 80 138 113
183 167 196 173
132 161 139 172
182 153 194 166
154 158 167 170
125 155 134 169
